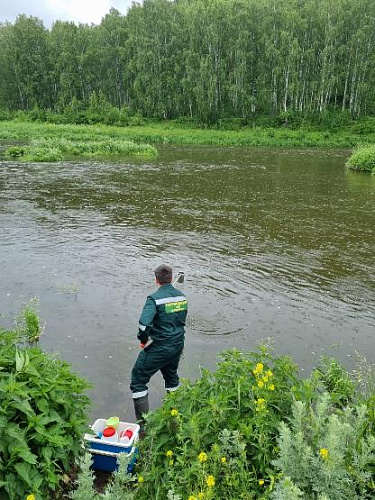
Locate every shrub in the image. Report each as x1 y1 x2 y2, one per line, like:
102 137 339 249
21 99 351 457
67 347 375 499
27 107 46 122
70 452 134 500
0 108 13 121
0 306 91 500
351 117 375 135
272 395 375 499
28 146 64 162
126 348 374 500
4 146 26 158
134 347 301 499
314 357 356 406
127 114 145 127
346 146 375 174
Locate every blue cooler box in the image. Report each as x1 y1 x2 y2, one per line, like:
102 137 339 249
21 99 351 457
84 419 140 472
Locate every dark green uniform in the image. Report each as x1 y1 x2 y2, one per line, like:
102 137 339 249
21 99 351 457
130 283 188 399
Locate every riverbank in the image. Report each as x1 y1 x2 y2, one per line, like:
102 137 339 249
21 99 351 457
0 119 375 149
2 305 375 498
73 348 375 500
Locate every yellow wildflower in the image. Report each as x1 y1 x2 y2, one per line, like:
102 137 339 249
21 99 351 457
266 370 273 378
262 375 269 383
258 479 265 486
169 460 174 466
171 408 178 417
138 476 144 483
253 363 264 375
257 380 264 388
255 398 266 411
27 495 36 500
221 456 227 463
198 494 204 499
198 451 208 462
319 448 329 460
188 496 197 500
206 475 215 488
166 450 173 457
268 384 275 391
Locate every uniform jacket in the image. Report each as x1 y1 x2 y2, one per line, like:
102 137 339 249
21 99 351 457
137 283 187 344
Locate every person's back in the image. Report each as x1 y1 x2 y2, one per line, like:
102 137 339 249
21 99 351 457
130 265 188 430
143 283 187 343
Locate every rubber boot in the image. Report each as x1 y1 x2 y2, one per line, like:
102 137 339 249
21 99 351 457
133 395 149 438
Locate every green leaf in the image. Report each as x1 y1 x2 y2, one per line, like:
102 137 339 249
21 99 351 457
40 414 62 426
17 448 38 465
14 462 33 488
15 351 24 372
4 472 21 500
24 351 30 369
6 424 26 443
41 446 52 463
11 400 34 417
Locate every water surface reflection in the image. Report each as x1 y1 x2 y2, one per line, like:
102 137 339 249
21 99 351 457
0 147 374 418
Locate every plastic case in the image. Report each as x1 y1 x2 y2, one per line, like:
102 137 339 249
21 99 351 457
84 419 140 472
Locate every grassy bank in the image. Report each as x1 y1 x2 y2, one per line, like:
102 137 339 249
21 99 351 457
2 303 375 499
73 347 375 500
0 119 375 149
346 145 375 174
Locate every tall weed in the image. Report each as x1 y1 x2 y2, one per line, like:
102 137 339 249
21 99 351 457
15 298 43 344
0 307 91 499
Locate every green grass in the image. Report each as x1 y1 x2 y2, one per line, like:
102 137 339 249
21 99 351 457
2 130 157 162
346 145 375 173
1 119 375 150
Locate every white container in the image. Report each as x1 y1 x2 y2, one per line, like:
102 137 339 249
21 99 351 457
85 419 140 453
84 418 140 472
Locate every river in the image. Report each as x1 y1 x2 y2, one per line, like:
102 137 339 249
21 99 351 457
1 146 374 420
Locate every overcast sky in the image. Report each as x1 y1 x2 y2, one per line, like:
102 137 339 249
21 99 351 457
0 0 136 27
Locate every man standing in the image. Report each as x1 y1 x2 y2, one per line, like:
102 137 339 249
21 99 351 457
130 265 188 426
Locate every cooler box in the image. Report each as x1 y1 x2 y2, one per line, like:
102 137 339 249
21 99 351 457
84 419 140 472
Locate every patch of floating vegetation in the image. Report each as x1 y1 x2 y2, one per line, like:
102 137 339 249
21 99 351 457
4 137 158 162
346 145 375 174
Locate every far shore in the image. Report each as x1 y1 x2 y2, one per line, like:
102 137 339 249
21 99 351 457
0 119 374 150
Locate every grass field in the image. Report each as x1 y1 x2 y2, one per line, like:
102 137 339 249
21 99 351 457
1 119 375 150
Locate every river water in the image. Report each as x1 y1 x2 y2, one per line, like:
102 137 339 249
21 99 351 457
0 146 374 420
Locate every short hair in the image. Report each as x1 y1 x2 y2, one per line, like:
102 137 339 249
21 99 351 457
154 265 172 284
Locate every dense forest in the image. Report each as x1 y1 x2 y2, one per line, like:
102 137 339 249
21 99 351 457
0 0 374 124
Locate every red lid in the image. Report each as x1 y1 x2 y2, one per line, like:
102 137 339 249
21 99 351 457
120 428 133 439
103 426 116 437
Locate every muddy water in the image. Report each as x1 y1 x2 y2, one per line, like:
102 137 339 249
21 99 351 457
0 146 374 419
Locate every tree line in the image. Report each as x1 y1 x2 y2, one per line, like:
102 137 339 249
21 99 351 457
0 0 374 124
